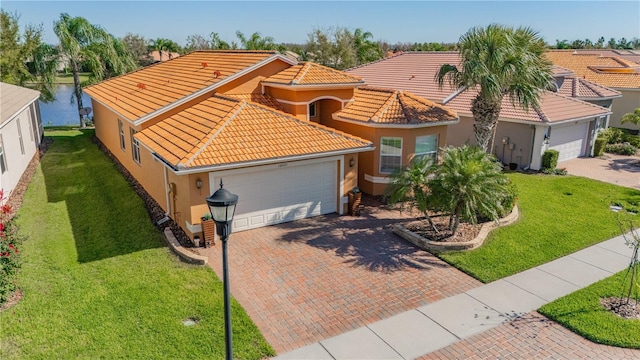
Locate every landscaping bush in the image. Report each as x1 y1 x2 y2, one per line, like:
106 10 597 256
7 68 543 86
600 127 624 144
0 191 21 305
593 137 607 156
541 149 559 171
604 143 637 156
621 131 640 148
497 180 518 217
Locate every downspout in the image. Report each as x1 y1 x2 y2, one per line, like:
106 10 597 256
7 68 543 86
528 125 536 170
163 165 171 216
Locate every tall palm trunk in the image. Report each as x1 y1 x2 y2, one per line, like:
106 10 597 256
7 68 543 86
471 95 502 153
71 59 85 128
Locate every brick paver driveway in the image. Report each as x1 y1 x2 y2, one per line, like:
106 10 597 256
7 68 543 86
562 154 640 190
200 197 481 353
420 312 640 359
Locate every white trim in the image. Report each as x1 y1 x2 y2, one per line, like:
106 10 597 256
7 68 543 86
132 54 296 126
262 82 364 90
0 96 39 129
331 113 459 128
496 113 610 126
210 155 343 178
163 165 170 217
163 146 373 175
185 220 202 234
276 96 350 106
364 174 391 184
379 136 403 175
441 86 467 104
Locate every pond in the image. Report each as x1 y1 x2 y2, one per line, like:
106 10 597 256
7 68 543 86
39 84 93 127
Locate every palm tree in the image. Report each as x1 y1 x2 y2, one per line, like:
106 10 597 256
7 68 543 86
621 108 640 126
436 24 554 153
385 156 442 233
54 13 136 127
353 28 383 65
431 145 510 234
149 38 179 61
235 31 277 50
210 32 231 50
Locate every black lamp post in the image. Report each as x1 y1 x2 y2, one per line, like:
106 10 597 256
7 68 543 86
206 180 238 360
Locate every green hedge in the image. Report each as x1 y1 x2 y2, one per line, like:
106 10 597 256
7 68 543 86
593 137 607 156
605 143 638 156
541 149 559 170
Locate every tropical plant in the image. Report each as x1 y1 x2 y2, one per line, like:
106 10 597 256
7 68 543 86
621 108 640 126
235 31 277 50
385 156 441 233
353 28 383 66
436 24 554 153
431 145 510 233
122 33 152 66
0 10 58 102
148 37 180 61
54 13 137 127
210 32 232 50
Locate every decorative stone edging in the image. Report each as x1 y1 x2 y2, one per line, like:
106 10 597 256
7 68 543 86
393 205 519 252
163 228 208 265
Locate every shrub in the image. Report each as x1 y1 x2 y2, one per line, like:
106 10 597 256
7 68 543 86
605 143 637 156
593 137 607 156
600 127 624 144
554 168 568 175
497 180 518 218
0 191 21 305
621 131 640 148
541 149 559 171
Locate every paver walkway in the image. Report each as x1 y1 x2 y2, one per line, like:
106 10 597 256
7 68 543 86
199 197 480 353
562 154 640 190
274 234 640 359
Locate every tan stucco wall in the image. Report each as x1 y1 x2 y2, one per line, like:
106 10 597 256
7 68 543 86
609 89 640 131
218 60 291 94
265 87 354 120
446 115 477 147
93 101 167 213
492 121 534 168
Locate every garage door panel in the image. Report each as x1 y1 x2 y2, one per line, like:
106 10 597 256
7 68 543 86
549 123 589 163
220 159 338 232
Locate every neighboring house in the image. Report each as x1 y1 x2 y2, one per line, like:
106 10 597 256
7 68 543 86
546 50 640 131
84 50 457 240
148 50 181 63
348 52 612 169
0 83 44 203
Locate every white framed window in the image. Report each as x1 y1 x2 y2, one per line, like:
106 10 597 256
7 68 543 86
380 137 403 174
308 101 317 118
118 119 126 150
17 119 25 155
0 135 6 174
414 134 438 163
130 128 140 164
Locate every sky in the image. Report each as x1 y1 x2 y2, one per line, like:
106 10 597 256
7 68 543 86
2 1 639 46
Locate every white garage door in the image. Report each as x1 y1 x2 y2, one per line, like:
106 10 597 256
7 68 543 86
213 159 338 232
549 122 589 162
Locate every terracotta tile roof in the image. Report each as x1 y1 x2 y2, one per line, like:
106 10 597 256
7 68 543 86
84 51 281 120
545 50 640 89
348 52 462 103
334 87 458 125
147 50 181 62
552 65 574 77
223 93 284 111
563 49 640 65
557 77 621 99
135 94 372 169
444 88 611 123
1 82 40 124
263 62 364 85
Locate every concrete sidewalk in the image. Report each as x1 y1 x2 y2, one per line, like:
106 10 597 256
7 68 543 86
273 235 635 359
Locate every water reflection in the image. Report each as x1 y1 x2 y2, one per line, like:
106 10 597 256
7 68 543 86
40 84 92 127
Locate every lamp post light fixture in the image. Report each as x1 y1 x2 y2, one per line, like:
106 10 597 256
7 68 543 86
206 180 238 360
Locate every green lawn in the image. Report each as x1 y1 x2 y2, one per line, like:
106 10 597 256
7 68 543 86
439 173 640 282
0 130 273 359
539 270 640 349
54 72 91 84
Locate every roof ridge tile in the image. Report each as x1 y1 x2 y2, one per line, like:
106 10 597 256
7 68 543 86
293 62 312 84
183 99 245 167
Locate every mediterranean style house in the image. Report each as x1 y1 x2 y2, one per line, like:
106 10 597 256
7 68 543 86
348 52 615 168
0 82 44 204
546 50 640 132
84 51 458 241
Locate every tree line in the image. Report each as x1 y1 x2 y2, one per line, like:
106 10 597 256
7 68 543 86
552 37 640 50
